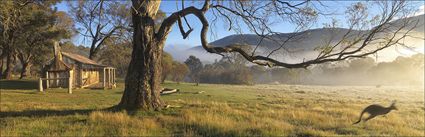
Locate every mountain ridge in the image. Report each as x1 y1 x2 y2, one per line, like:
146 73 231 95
189 14 424 52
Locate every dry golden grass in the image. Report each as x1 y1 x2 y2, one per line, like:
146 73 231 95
1 80 424 136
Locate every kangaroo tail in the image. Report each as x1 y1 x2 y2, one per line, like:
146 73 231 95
353 110 365 125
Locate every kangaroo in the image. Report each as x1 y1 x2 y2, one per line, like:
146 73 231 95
353 101 397 124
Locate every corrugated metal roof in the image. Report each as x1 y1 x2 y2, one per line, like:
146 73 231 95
61 52 106 67
44 52 114 72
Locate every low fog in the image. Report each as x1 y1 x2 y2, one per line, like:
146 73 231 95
164 35 424 86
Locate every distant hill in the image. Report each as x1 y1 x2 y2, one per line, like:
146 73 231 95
387 14 424 33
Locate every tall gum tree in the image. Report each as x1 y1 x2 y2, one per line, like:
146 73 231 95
0 0 61 79
118 1 163 110
119 0 422 110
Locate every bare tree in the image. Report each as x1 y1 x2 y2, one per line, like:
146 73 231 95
68 0 130 59
119 0 421 110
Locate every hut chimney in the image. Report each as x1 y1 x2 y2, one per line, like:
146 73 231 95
53 41 63 61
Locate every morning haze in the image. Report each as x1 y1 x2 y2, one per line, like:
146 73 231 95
0 0 424 136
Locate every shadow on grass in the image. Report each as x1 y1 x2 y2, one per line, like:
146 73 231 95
0 105 139 118
0 109 95 118
0 105 183 118
0 80 38 90
169 122 266 136
0 90 39 94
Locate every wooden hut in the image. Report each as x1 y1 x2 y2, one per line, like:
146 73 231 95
40 42 116 93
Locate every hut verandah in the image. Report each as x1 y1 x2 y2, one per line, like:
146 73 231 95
41 42 116 92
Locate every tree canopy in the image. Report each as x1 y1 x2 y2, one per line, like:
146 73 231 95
0 0 72 79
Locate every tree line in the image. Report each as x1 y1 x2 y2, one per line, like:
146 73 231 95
258 54 424 86
183 53 424 86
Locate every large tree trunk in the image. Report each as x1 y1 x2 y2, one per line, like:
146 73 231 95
118 40 164 110
19 62 31 79
0 58 3 78
88 51 95 60
118 0 164 110
3 54 13 80
88 46 97 60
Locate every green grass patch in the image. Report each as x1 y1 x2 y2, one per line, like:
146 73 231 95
1 80 424 136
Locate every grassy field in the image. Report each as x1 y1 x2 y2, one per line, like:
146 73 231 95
1 80 424 136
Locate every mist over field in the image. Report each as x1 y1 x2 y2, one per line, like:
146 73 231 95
161 14 425 86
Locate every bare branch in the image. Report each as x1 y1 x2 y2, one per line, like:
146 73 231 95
194 1 418 69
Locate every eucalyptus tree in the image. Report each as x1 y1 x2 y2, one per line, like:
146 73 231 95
0 0 31 79
16 10 73 79
171 62 189 84
0 0 64 79
119 0 419 110
184 55 203 85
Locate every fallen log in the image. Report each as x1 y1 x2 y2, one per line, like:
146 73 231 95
195 91 205 94
161 88 179 95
